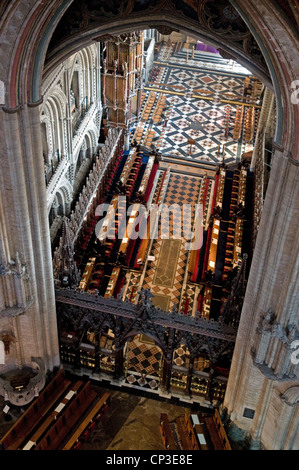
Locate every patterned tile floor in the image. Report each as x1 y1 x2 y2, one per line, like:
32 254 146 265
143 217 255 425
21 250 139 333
124 169 168 304
118 45 259 383
124 335 162 390
141 172 202 311
117 170 210 389
138 43 261 164
173 344 191 368
123 167 207 315
126 340 162 376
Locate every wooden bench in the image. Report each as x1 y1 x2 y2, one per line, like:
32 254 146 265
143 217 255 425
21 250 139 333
21 380 84 450
160 413 178 450
62 392 110 450
34 381 97 450
176 415 199 450
202 410 231 450
0 369 71 450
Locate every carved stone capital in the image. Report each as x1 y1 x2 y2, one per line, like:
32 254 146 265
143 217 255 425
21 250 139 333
281 386 299 407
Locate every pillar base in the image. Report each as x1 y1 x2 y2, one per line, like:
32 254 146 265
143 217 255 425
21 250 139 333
226 420 264 450
0 357 46 407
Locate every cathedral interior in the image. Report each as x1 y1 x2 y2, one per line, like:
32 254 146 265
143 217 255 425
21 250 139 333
0 0 298 452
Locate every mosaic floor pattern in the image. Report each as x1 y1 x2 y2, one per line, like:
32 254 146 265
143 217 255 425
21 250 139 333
151 293 170 311
153 239 182 287
141 172 202 311
173 344 191 368
125 336 162 389
137 44 261 164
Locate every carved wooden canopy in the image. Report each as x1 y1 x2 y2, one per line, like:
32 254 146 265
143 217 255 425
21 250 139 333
55 287 237 364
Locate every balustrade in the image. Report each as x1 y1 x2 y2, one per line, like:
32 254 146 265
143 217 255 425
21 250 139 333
53 128 124 274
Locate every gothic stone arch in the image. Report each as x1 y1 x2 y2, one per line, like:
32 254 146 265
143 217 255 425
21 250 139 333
0 0 298 448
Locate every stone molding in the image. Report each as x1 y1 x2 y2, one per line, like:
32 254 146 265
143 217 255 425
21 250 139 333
252 310 299 381
281 386 299 407
0 252 34 318
0 357 46 406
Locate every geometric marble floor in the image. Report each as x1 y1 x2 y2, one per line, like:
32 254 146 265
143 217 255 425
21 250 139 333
136 41 262 165
118 42 263 392
141 171 202 312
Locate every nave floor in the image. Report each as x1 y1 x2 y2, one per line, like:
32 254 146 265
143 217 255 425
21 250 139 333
0 381 198 451
135 41 261 165
79 385 188 451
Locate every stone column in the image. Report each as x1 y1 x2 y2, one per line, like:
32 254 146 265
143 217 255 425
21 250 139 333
223 147 299 449
63 63 73 165
124 129 131 151
0 102 60 373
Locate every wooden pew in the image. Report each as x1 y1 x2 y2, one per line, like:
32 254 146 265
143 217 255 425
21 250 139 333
204 416 225 450
104 267 121 298
176 415 195 450
62 392 110 450
21 380 84 450
211 409 232 450
160 413 178 450
0 369 71 450
34 381 97 451
201 410 231 450
137 155 155 199
78 257 96 291
183 411 201 450
233 105 244 140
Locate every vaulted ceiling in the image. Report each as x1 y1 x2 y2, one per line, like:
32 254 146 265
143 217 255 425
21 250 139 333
45 0 274 84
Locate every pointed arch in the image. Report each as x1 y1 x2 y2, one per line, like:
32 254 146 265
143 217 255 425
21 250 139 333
41 85 68 162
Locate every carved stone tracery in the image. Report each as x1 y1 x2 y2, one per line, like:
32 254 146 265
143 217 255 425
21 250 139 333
0 252 34 318
198 0 249 39
252 310 299 381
